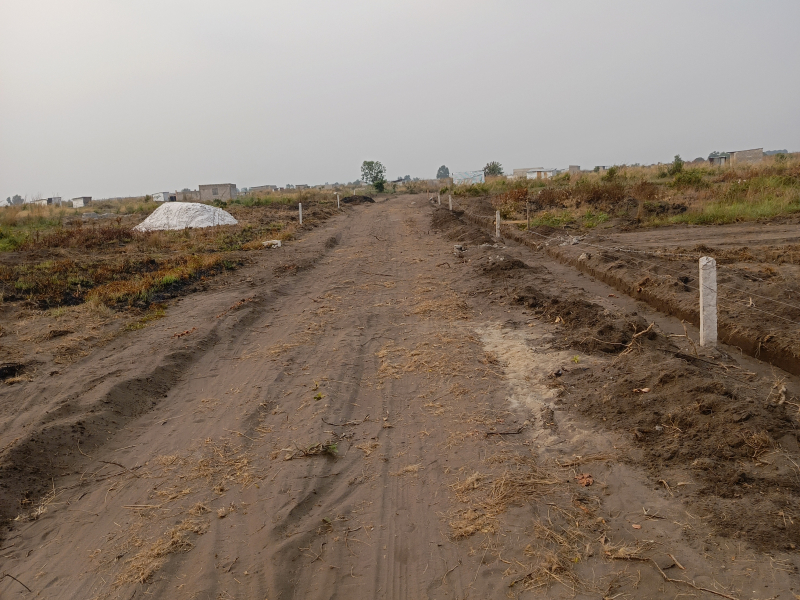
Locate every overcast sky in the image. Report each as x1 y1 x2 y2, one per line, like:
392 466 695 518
1 1 798 200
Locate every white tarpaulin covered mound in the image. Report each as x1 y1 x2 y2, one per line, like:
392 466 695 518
133 202 238 232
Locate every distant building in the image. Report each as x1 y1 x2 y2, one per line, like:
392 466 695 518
199 184 237 202
176 190 200 202
250 185 278 193
452 171 485 185
71 196 91 207
568 165 581 175
295 184 309 190
510 168 534 180
152 192 177 202
708 148 763 166
729 148 764 164
26 197 61 206
526 168 556 180
708 152 730 167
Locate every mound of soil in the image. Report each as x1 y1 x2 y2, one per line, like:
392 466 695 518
341 195 375 205
480 258 529 275
431 208 493 245
561 351 800 551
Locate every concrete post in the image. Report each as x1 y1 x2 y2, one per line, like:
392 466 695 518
299 203 303 225
336 193 340 208
448 195 452 211
699 256 717 347
496 211 501 238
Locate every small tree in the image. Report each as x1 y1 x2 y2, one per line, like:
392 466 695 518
667 155 684 176
601 166 619 182
361 160 387 193
436 165 450 179
484 161 503 177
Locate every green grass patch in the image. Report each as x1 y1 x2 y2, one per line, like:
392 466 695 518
581 210 609 228
528 210 576 228
655 193 800 225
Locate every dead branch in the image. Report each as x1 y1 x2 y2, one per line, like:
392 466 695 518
649 558 738 600
1 572 32 593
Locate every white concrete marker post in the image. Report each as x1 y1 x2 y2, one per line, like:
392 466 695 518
299 203 303 225
437 193 441 205
699 256 717 347
336 193 340 208
448 195 452 211
496 210 501 238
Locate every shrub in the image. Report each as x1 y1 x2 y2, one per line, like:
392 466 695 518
667 155 684 176
601 166 619 182
536 188 570 208
573 181 626 210
671 169 707 189
631 181 658 201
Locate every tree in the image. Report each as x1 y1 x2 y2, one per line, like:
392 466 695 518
361 160 387 192
436 165 450 179
667 155 684 176
484 161 503 177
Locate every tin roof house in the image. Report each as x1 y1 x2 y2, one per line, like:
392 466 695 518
526 168 556 180
708 148 763 167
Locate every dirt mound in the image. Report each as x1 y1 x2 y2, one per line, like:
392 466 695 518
562 351 800 551
480 258 529 275
430 207 493 244
341 195 375 205
133 203 237 232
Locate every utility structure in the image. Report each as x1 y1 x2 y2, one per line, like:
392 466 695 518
699 256 717 347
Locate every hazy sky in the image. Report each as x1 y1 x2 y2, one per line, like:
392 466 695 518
2 1 798 200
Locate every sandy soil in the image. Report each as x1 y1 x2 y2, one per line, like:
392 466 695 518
1 196 798 599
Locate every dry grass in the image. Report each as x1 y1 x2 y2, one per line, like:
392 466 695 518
376 333 476 382
391 463 422 476
282 440 339 460
115 518 209 585
449 453 560 540
356 442 380 456
410 286 471 321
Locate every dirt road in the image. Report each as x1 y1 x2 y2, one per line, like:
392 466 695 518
1 196 798 599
